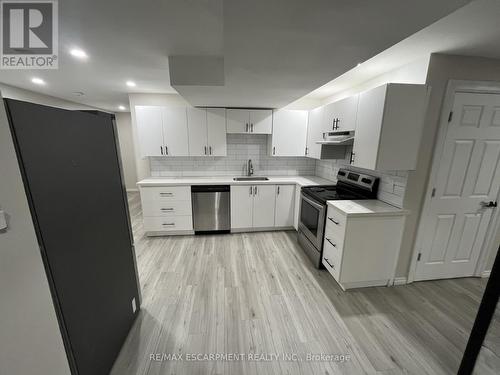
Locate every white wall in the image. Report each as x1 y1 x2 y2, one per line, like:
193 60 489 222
115 113 138 190
0 92 71 375
128 93 191 181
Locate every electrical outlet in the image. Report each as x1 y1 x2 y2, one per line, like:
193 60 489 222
132 297 137 313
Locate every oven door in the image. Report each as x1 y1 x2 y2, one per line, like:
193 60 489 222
298 193 326 249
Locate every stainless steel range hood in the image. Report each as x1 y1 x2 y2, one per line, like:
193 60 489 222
316 131 354 145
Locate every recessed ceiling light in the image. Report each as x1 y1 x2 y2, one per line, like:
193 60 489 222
126 80 136 87
70 48 88 59
118 105 126 110
31 77 45 85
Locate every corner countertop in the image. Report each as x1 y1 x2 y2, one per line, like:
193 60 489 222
137 175 333 187
327 199 410 217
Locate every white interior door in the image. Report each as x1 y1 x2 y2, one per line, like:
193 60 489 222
162 108 189 156
207 108 227 156
415 92 500 281
135 106 164 157
252 185 276 228
187 108 208 156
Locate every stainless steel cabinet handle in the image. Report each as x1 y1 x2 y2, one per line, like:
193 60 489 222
246 123 249 132
328 217 339 225
204 146 207 155
273 146 276 155
165 146 169 155
254 186 257 195
305 147 308 155
324 258 335 269
277 186 280 195
160 146 163 155
161 208 174 211
209 146 212 155
326 238 336 247
160 192 173 196
162 223 175 226
251 123 254 132
249 186 252 196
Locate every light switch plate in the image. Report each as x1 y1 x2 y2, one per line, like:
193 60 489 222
0 210 7 230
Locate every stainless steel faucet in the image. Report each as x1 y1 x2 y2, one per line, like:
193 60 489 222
247 159 254 176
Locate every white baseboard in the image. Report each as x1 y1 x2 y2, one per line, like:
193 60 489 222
481 270 491 278
126 188 139 193
392 277 408 286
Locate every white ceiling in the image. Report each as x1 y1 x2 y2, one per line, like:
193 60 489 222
300 0 500 102
0 0 473 111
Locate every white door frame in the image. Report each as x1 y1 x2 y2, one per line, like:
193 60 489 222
408 79 500 283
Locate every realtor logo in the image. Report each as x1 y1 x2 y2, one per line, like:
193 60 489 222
1 0 58 69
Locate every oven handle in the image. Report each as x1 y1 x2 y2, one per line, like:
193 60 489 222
300 193 325 212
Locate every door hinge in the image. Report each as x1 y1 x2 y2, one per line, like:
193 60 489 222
448 111 453 122
431 188 436 197
417 253 422 261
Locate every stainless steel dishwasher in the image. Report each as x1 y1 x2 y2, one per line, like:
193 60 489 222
191 185 230 233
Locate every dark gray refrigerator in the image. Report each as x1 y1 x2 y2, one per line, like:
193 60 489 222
4 99 141 375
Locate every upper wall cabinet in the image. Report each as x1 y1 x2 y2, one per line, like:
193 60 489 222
323 95 359 132
305 106 324 159
226 109 272 134
351 83 429 171
187 108 227 156
270 109 308 157
136 106 189 157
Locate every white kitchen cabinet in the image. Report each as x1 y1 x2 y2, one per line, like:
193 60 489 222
135 106 189 157
252 185 276 228
230 185 254 229
322 200 407 290
305 106 324 159
231 184 276 230
249 110 272 134
135 106 164 157
323 95 359 132
187 108 227 156
274 185 295 227
187 108 208 156
162 108 189 156
352 83 429 171
206 108 227 156
270 109 308 156
226 109 272 134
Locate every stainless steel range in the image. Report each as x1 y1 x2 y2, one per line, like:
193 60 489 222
298 168 379 268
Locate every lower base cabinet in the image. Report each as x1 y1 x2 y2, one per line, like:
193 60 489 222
322 202 406 290
231 184 296 231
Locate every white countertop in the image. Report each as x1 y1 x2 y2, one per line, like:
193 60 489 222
137 175 333 187
327 199 410 217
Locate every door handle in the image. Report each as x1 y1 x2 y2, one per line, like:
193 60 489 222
326 238 337 247
480 201 498 208
324 258 335 269
328 217 339 225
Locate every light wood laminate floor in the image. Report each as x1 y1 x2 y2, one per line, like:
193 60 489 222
111 192 499 375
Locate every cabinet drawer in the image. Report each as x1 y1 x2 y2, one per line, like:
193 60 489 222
143 216 193 232
142 200 192 217
324 226 344 254
140 186 191 202
322 238 341 280
325 205 346 236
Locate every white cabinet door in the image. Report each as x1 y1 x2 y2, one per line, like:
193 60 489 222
249 110 273 134
207 108 227 156
306 106 324 159
252 185 276 228
135 106 164 157
274 185 295 227
230 185 254 229
187 108 208 156
323 95 358 132
271 109 308 156
227 109 249 133
352 85 386 170
162 108 189 156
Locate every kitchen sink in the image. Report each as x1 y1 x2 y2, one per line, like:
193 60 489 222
233 176 269 181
